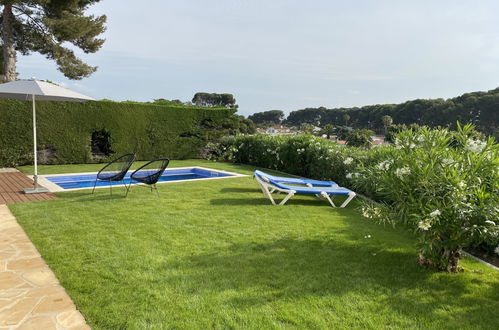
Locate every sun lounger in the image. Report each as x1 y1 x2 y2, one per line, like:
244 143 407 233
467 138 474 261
254 170 356 208
253 170 337 187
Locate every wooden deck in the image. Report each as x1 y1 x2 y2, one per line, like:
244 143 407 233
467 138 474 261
0 171 57 205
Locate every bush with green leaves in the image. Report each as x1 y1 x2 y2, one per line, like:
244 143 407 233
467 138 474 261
354 124 498 272
208 124 499 272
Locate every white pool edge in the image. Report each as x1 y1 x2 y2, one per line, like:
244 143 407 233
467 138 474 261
32 166 248 192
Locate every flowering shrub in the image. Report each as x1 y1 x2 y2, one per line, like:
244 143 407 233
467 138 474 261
208 124 499 272
355 124 498 272
211 134 375 187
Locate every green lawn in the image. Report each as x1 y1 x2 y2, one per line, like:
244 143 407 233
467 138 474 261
10 161 499 329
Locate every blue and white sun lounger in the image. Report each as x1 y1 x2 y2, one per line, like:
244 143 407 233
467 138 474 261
253 170 337 187
254 170 356 208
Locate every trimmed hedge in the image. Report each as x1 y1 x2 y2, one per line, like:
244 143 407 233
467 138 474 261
0 99 235 166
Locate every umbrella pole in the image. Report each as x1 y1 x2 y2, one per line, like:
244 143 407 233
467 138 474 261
23 94 48 194
32 94 38 189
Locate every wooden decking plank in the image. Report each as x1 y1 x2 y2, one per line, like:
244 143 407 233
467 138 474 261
0 171 57 204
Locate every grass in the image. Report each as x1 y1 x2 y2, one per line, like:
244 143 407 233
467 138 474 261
9 160 499 329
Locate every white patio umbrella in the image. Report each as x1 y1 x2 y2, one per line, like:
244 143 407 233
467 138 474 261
0 79 95 193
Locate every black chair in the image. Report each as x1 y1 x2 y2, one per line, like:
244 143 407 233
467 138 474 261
127 158 170 196
92 153 136 195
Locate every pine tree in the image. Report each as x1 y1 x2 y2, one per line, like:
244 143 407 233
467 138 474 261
0 0 106 82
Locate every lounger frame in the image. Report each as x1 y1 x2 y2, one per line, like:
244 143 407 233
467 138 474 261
254 173 356 208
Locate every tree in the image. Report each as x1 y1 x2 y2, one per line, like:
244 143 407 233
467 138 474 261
343 113 350 126
299 123 314 134
345 129 373 148
247 110 284 126
382 115 393 134
1 1 107 82
320 124 335 139
192 92 237 108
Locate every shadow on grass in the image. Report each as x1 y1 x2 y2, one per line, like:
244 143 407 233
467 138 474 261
167 237 497 326
219 187 260 193
210 196 352 207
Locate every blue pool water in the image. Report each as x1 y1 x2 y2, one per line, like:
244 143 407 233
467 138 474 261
46 167 233 190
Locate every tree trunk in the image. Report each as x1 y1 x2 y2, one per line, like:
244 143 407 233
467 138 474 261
2 4 17 82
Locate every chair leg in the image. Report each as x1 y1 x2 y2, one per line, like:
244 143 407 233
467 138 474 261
320 192 337 207
278 191 295 205
339 192 356 208
92 179 97 194
124 180 130 197
154 184 159 197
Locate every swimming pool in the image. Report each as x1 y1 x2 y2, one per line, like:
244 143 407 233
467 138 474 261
40 167 245 191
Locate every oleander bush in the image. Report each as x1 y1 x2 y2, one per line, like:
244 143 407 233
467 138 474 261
0 99 235 166
356 124 498 272
208 124 499 272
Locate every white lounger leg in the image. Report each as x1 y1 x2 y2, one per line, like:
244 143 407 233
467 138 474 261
278 190 295 205
339 192 356 208
259 183 277 205
320 192 337 207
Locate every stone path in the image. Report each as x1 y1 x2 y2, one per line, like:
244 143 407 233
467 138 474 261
0 205 89 329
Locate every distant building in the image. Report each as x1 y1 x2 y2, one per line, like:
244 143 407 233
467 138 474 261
257 125 295 136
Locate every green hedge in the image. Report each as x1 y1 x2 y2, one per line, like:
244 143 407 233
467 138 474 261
0 99 235 166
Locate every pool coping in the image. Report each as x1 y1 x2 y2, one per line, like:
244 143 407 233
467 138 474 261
32 166 248 193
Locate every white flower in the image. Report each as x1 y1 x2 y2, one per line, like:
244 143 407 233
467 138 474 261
495 246 499 255
457 181 466 189
416 135 425 142
343 157 353 165
465 139 486 153
377 160 392 171
395 145 403 150
346 173 353 179
364 235 371 239
429 210 441 218
395 166 410 178
409 143 416 149
418 220 431 231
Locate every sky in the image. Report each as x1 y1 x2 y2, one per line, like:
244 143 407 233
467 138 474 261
16 0 499 116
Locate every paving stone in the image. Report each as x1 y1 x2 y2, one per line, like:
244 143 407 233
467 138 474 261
0 288 28 299
0 250 16 261
56 310 87 328
0 272 25 290
7 257 45 271
26 285 65 298
33 294 75 314
0 299 13 310
17 315 57 330
22 268 58 287
0 297 39 326
68 325 92 330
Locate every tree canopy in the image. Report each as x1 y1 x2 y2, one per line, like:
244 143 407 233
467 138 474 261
0 1 107 81
247 110 284 126
285 87 499 137
192 92 237 108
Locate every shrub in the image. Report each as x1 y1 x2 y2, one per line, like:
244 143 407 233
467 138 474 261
356 124 498 272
